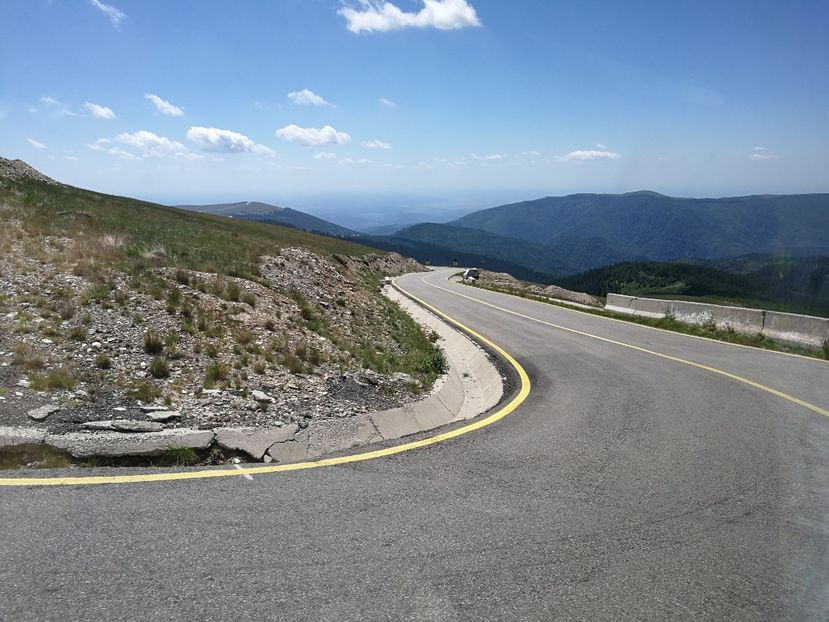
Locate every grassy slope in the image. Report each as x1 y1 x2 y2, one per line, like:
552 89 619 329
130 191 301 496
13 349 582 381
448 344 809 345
1 179 374 280
0 177 446 386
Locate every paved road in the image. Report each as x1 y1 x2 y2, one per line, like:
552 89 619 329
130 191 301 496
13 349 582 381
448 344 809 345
1 268 827 620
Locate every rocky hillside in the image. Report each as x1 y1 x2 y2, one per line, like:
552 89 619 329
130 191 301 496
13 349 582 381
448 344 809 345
469 270 602 308
0 158 439 438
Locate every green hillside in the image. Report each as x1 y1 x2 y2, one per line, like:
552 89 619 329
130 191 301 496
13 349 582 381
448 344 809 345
177 201 359 238
450 191 829 265
1 178 375 281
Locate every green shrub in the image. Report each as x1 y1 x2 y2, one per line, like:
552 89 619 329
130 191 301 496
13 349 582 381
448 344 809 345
204 362 229 388
225 282 241 302
234 328 254 345
128 381 161 403
12 343 45 370
29 368 76 391
144 331 164 354
94 354 111 369
159 447 199 467
68 326 87 341
149 357 170 378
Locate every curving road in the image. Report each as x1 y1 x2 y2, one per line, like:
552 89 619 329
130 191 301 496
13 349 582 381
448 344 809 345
1 268 827 620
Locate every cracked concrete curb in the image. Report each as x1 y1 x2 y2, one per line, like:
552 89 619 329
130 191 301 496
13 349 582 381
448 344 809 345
0 275 504 464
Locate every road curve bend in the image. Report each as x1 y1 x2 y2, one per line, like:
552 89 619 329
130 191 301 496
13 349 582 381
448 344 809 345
0 267 827 620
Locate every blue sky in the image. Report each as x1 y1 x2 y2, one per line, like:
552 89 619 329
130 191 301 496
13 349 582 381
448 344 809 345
1 0 827 217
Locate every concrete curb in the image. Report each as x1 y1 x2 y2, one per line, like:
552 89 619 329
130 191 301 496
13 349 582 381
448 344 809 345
605 293 829 348
0 276 504 464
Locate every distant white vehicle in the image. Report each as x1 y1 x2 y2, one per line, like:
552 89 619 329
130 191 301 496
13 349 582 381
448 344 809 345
462 268 479 281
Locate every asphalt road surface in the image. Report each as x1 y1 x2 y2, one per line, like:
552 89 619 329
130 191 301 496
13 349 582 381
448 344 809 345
1 268 827 621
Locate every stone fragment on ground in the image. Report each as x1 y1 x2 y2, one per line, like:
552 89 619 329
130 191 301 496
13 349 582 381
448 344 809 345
146 410 181 422
81 420 165 433
27 405 60 421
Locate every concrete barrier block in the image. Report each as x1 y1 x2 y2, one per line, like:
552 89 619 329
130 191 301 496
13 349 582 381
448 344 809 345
762 311 829 347
45 429 215 458
0 426 47 449
215 425 298 460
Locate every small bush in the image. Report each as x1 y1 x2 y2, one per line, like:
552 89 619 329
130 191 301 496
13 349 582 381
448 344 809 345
81 282 111 305
174 269 190 285
241 292 256 308
253 360 266 374
29 368 76 391
68 326 87 341
225 282 241 302
282 353 304 374
204 362 229 388
94 354 111 369
12 343 46 371
205 343 219 358
294 342 308 360
128 381 161 403
264 318 276 331
149 357 170 378
144 331 164 355
234 328 254 345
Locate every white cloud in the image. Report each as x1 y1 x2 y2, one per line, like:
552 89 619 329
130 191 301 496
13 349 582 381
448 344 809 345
749 146 778 161
362 139 392 149
88 143 139 160
85 102 116 119
38 96 75 117
65 156 80 161
88 0 126 27
522 150 542 157
380 97 397 107
596 143 608 149
26 138 47 149
187 126 275 156
144 93 184 116
357 158 373 164
275 124 351 147
116 130 186 157
470 153 504 161
559 149 621 161
287 89 331 107
313 152 337 160
339 0 481 34
175 152 203 161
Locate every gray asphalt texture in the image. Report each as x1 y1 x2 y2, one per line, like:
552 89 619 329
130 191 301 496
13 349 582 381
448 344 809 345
1 269 827 621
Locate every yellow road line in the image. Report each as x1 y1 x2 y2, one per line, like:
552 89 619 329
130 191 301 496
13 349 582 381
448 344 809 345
422 275 829 419
0 279 531 488
457 275 828 365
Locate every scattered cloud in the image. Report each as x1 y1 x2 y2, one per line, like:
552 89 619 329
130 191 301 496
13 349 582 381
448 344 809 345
26 138 47 149
521 150 542 157
362 139 391 149
287 89 331 107
380 97 397 108
65 156 80 161
749 146 778 161
144 93 184 116
88 0 126 27
275 124 351 147
313 152 337 160
175 152 203 161
187 126 275 156
85 102 116 119
559 149 621 161
116 130 186 157
88 142 139 160
470 153 504 161
37 96 75 117
357 158 373 164
596 143 608 149
339 0 481 34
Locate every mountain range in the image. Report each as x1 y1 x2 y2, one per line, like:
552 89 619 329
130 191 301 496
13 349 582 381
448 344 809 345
177 201 358 238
